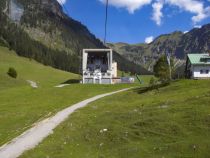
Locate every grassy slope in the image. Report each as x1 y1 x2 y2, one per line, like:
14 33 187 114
21 80 210 158
0 46 142 146
0 47 78 88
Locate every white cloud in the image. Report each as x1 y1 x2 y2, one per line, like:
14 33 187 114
152 0 164 25
183 30 189 34
98 0 210 25
194 25 201 28
145 36 154 44
57 0 66 5
165 0 207 23
152 0 210 25
99 0 152 13
205 6 210 17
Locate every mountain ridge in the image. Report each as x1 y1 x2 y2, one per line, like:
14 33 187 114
107 24 210 70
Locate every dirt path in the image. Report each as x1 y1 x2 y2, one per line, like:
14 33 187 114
0 88 132 158
26 80 38 88
55 84 70 88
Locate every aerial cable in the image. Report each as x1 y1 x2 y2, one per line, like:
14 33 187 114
62 0 109 45
104 0 109 44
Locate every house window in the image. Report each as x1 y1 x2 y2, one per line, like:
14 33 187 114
201 70 210 74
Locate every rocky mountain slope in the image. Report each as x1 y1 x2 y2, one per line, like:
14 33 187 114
107 24 210 70
0 0 150 74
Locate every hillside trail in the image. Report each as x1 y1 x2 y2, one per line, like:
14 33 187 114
26 80 38 88
0 87 133 158
55 84 70 88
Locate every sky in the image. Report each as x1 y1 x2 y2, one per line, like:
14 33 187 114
57 0 210 44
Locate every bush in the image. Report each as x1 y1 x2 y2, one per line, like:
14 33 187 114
7 67 17 78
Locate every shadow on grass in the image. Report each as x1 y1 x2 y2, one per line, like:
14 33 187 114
62 79 80 84
133 82 170 94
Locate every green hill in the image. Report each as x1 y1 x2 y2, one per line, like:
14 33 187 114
0 46 136 146
20 79 210 158
0 46 78 88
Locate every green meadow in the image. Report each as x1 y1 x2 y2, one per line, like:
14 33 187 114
20 80 210 158
0 46 151 146
1 46 210 158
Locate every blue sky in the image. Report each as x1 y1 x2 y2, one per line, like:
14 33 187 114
58 0 210 44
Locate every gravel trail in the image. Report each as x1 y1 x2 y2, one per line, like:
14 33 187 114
0 88 132 158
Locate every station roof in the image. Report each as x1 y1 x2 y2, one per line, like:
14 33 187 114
83 49 112 52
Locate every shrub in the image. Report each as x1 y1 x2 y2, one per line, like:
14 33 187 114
7 67 17 78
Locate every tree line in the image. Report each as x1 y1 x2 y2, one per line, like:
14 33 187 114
0 11 80 74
